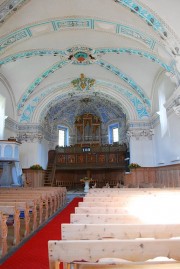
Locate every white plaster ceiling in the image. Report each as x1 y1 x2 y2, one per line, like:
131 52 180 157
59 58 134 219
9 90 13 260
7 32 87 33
0 0 179 127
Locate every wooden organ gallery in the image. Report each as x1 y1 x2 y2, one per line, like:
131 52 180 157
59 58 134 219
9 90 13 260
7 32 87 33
46 113 127 189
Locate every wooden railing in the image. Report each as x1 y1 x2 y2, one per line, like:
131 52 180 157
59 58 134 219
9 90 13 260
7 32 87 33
124 164 180 188
55 151 126 170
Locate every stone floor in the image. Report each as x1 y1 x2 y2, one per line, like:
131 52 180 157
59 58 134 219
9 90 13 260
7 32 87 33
67 189 85 203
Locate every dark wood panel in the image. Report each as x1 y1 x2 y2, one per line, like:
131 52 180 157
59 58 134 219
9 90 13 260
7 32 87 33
55 169 124 189
56 152 126 169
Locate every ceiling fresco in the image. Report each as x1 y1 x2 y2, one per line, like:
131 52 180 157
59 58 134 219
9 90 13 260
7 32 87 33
0 0 180 133
42 94 126 134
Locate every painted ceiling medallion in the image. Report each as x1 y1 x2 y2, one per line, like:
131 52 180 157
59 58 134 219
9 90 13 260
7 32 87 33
74 51 88 63
71 74 95 91
67 46 97 64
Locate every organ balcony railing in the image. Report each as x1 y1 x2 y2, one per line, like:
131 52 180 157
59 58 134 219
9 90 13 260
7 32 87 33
52 144 127 170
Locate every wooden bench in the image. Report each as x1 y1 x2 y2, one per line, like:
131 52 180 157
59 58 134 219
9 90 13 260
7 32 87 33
0 197 40 228
0 187 67 214
48 239 180 269
62 223 180 240
33 187 67 207
0 211 8 257
48 189 180 269
0 187 67 258
0 192 48 221
71 213 172 224
75 206 131 214
0 206 20 246
78 201 141 207
0 201 30 237
87 188 180 195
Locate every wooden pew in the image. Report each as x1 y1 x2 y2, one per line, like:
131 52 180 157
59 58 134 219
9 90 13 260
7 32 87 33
0 211 8 257
78 202 140 207
0 187 67 258
0 192 44 219
75 206 131 214
83 196 147 203
71 213 175 224
85 192 180 199
0 187 67 215
87 188 180 195
48 189 180 269
0 206 20 245
0 201 30 237
48 239 180 269
0 192 48 221
0 197 40 228
36 187 67 210
35 188 59 213
62 223 180 240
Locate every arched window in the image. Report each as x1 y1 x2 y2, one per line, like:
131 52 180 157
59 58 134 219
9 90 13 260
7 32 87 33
158 83 168 137
109 123 119 144
58 126 69 147
0 94 5 139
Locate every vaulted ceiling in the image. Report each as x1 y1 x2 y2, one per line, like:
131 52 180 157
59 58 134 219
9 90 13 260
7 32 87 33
0 0 180 130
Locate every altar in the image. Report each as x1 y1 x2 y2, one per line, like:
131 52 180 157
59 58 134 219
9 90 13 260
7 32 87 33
80 177 93 193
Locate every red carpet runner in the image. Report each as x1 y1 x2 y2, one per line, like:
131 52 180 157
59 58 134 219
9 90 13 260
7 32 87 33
0 197 83 269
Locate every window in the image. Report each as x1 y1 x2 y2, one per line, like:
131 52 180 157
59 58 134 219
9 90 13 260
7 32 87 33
0 94 5 140
158 84 168 137
58 126 68 147
58 130 65 147
108 123 119 144
112 127 119 143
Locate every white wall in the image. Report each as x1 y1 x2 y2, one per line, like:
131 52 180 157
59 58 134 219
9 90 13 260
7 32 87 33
4 126 17 140
37 138 49 169
0 78 16 139
0 79 15 120
129 136 155 167
19 142 39 169
168 113 180 162
151 69 180 166
154 112 180 166
19 138 50 169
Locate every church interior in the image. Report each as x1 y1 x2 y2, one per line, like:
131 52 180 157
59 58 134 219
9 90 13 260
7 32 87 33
0 0 180 268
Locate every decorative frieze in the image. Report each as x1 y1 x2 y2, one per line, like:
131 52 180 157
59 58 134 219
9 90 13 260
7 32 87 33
127 129 154 140
16 132 43 143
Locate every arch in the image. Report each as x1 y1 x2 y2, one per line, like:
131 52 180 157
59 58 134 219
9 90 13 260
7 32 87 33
0 47 173 113
17 59 70 111
114 0 180 54
4 145 13 158
0 17 156 54
27 80 148 125
17 55 153 113
96 59 150 107
0 48 173 74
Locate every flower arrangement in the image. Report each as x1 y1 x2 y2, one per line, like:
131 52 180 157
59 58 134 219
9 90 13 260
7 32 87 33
30 164 43 170
128 163 141 169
